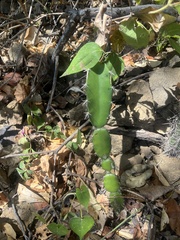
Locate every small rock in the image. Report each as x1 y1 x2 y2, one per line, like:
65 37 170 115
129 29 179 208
126 79 155 129
149 67 179 109
111 134 133 155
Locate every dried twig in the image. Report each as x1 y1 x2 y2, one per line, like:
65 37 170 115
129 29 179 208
0 120 90 159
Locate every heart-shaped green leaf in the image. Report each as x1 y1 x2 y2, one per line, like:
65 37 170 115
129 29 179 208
76 184 90 209
69 215 94 240
47 223 68 236
119 17 149 49
61 42 104 76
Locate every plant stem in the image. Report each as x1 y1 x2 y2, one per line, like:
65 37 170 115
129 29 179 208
148 0 174 14
100 209 138 240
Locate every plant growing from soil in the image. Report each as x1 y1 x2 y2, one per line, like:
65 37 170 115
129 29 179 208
61 42 125 235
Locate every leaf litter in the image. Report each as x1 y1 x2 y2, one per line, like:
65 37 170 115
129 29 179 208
0 0 180 239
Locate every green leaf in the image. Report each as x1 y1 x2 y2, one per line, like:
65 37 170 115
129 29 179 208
32 116 45 130
47 223 68 236
69 215 94 240
45 125 53 132
66 141 79 151
169 38 180 54
23 171 31 180
119 17 149 49
35 213 46 224
76 185 90 209
22 104 31 115
160 22 180 38
174 3 180 15
92 128 111 159
61 42 104 77
87 62 112 128
31 105 42 116
18 137 29 146
16 168 25 174
105 53 124 81
76 129 82 145
19 161 26 170
51 126 66 139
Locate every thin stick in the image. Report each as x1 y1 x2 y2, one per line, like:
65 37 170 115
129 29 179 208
1 120 90 159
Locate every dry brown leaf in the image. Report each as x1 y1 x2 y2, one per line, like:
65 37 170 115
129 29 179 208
94 2 110 48
109 28 124 53
96 193 110 214
0 92 6 101
74 158 87 178
21 26 39 45
3 72 22 86
138 185 173 201
14 82 30 103
17 183 49 203
137 7 176 32
165 198 180 236
34 224 51 239
0 192 8 208
0 84 14 97
160 208 169 231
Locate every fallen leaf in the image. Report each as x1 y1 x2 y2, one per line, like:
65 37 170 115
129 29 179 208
17 183 49 203
3 72 22 86
3 223 16 240
160 208 169 231
14 82 30 102
165 198 180 236
137 7 176 32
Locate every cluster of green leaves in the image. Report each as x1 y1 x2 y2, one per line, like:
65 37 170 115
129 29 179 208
17 136 36 180
157 22 180 54
109 0 180 54
37 184 94 239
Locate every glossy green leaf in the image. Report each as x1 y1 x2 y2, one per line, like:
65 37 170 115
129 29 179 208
103 173 120 192
61 42 104 76
47 223 68 236
87 62 112 128
69 215 94 240
76 184 90 209
92 128 111 159
105 53 124 82
119 17 149 49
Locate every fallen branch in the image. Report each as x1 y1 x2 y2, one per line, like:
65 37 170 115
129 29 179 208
105 125 165 144
78 4 178 20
